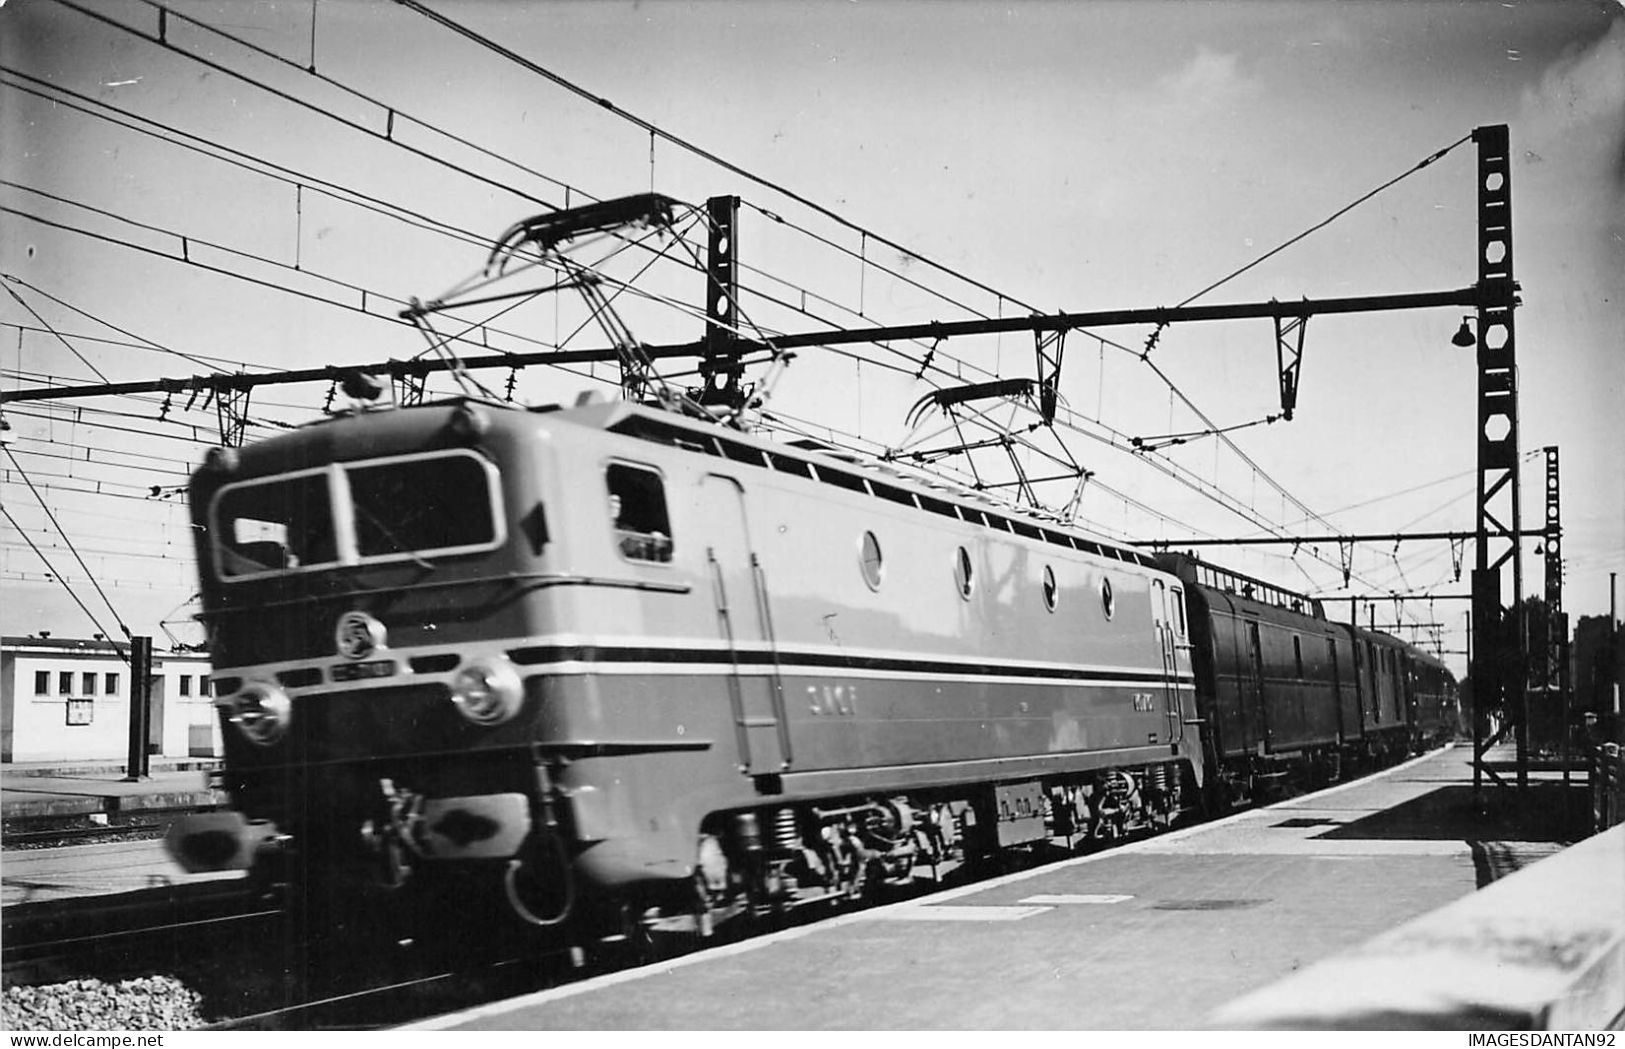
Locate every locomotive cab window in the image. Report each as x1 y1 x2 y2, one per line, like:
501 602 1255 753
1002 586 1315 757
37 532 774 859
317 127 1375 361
216 469 336 577
348 454 498 558
606 463 673 563
212 451 504 581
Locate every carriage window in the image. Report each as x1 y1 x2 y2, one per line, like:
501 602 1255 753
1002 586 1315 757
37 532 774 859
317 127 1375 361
606 463 673 563
1171 588 1186 636
1042 565 1058 612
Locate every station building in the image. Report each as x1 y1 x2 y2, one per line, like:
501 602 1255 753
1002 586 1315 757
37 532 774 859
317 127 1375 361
0 635 219 764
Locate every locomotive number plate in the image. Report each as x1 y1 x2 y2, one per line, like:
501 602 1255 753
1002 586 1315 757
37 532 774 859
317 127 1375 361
331 659 397 682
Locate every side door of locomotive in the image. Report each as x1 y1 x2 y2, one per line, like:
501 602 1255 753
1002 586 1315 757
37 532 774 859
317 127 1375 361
1150 580 1186 744
691 472 791 775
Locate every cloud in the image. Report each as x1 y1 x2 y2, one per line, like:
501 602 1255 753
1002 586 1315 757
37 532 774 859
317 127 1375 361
1517 17 1625 186
1155 47 1262 112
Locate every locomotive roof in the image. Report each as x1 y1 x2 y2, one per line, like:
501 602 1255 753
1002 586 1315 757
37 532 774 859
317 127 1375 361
586 400 1166 572
213 396 1164 573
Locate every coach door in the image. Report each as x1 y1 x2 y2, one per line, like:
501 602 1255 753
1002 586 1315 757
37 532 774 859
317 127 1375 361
698 473 790 775
1245 620 1269 752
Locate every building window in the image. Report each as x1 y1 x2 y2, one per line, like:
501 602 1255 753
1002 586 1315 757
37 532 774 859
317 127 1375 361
58 671 73 695
34 671 49 695
179 675 192 697
859 530 884 591
605 463 673 563
105 672 119 695
198 677 211 698
82 672 97 696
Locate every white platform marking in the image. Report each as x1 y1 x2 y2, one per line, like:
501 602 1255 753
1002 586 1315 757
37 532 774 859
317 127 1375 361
868 905 1052 922
1018 893 1133 905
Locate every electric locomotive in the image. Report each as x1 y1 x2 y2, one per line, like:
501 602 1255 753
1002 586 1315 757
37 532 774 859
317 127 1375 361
171 392 1209 942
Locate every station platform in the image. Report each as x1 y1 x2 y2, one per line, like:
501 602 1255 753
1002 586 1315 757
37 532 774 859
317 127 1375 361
0 759 224 821
410 745 1618 1031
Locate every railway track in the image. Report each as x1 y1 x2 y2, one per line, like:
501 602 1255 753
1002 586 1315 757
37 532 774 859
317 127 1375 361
3 884 279 981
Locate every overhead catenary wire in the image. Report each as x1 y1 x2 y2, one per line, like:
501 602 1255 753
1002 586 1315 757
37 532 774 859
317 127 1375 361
6 6 1475 639
0 505 131 658
3 280 110 382
386 0 1422 574
50 0 563 215
2 444 132 644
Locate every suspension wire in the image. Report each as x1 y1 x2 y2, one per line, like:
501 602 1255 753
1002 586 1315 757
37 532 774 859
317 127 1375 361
4 390 305 440
2 444 132 645
126 0 585 202
0 70 502 261
1 65 719 328
3 280 110 382
1131 412 1282 452
0 505 129 657
12 6 1473 626
3 273 230 375
738 200 999 325
52 0 562 212
1 203 574 364
393 0 1035 316
1174 133 1474 309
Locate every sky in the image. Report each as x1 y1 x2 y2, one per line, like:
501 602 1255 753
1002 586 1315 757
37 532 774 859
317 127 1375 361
2 0 1622 676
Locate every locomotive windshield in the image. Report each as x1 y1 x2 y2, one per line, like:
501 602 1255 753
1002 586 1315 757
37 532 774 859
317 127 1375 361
211 450 504 580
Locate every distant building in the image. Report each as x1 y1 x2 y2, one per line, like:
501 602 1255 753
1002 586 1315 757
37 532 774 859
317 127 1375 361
1571 615 1622 736
0 636 219 763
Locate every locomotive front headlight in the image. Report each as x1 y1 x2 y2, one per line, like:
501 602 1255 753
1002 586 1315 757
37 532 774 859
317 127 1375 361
227 681 291 746
450 656 523 726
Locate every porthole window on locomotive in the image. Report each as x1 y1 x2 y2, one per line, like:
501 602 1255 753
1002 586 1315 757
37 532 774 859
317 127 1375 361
1042 565 1058 612
859 530 884 590
953 545 974 599
605 463 673 563
1100 575 1115 620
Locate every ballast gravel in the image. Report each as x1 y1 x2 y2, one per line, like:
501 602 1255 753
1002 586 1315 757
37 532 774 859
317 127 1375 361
3 976 209 1031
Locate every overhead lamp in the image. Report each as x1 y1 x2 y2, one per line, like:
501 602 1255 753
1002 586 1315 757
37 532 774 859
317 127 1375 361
341 370 384 401
1451 317 1476 348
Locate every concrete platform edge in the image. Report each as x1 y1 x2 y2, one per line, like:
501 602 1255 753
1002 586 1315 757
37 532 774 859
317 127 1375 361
1208 823 1625 1031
